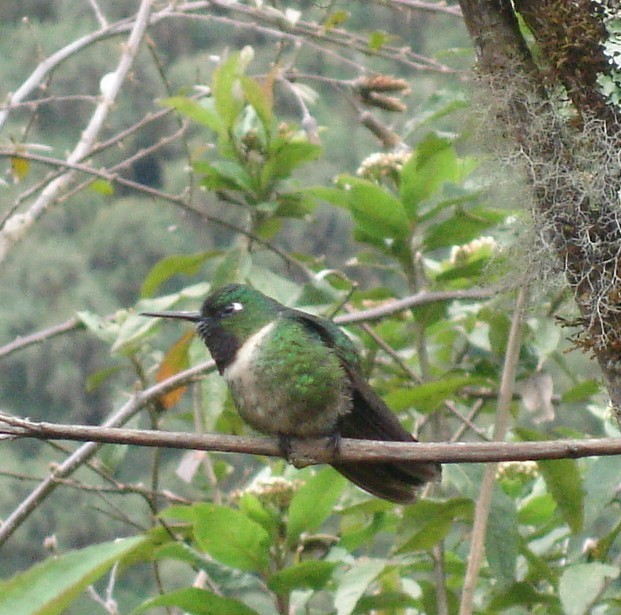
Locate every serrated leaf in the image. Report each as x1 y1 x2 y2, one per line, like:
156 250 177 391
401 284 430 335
287 468 346 543
0 536 148 615
132 588 260 615
559 563 619 615
268 561 338 593
193 504 270 573
141 252 217 298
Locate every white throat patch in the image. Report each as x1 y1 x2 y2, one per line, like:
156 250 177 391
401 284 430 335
223 321 275 382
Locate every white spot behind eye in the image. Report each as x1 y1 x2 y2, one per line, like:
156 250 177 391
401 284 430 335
231 302 244 312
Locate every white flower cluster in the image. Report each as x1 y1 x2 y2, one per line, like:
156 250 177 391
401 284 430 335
356 150 412 180
450 236 497 265
231 475 302 507
496 460 539 481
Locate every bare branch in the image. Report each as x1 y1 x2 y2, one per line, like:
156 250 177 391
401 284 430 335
335 287 496 324
0 0 155 264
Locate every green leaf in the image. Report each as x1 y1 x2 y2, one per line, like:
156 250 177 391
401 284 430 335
559 564 619 615
161 96 224 133
354 592 419 613
211 249 252 289
323 9 349 29
0 536 148 615
489 581 558 610
334 559 386 615
435 258 489 282
336 176 409 240
266 141 322 181
212 53 245 129
518 494 556 525
132 588 260 615
538 460 584 533
193 504 270 573
287 468 346 543
385 375 486 413
400 134 458 218
584 456 621 528
368 30 391 51
305 185 351 209
85 365 122 392
141 252 217 298
486 488 518 586
423 207 506 251
240 75 273 133
516 428 584 533
196 160 256 193
399 498 473 552
561 379 601 403
268 561 338 593
89 178 114 196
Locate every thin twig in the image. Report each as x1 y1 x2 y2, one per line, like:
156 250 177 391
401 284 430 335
0 317 82 359
460 286 528 615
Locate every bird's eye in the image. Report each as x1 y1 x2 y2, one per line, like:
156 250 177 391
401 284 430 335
221 302 244 317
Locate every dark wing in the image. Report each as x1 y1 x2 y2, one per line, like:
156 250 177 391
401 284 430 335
295 312 441 503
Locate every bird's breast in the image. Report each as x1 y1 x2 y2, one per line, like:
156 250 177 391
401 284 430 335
222 319 352 437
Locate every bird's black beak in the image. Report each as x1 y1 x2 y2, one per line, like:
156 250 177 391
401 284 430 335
140 310 202 323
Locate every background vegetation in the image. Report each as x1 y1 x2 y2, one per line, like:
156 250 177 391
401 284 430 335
0 1 620 613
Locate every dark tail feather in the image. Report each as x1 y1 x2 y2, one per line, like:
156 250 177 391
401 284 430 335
332 382 441 504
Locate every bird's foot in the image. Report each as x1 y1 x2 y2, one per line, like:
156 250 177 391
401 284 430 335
325 431 341 459
278 434 309 468
278 432 341 468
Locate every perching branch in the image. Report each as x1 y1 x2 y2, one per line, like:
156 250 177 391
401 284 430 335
2 410 621 465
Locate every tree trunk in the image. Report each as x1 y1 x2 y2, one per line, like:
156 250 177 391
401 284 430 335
458 0 621 419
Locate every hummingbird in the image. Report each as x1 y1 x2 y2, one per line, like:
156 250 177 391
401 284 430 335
143 283 440 503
